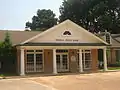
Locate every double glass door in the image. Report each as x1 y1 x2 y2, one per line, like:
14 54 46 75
26 50 43 73
56 54 69 72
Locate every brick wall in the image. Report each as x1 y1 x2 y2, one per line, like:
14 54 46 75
44 49 53 73
91 49 98 71
69 49 78 73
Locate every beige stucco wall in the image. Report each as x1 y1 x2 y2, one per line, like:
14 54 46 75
111 48 116 64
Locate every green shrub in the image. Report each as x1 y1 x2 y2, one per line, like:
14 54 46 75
108 62 120 67
0 74 4 77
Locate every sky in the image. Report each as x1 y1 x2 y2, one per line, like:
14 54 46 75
0 0 63 30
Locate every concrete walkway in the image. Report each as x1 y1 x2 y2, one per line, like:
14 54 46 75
30 71 120 90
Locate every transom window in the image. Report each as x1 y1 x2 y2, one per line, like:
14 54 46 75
56 50 68 53
27 50 43 53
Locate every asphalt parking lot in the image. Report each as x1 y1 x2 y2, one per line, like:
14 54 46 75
0 78 55 90
1 71 120 90
30 71 120 90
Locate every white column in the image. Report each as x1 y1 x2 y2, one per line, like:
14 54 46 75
103 48 108 71
79 49 83 72
53 49 57 74
20 49 25 76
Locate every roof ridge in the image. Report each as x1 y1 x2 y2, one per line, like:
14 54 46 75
0 30 43 32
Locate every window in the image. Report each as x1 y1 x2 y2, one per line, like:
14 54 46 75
56 49 69 72
115 50 120 62
82 50 92 69
27 50 34 52
26 50 43 73
36 54 43 71
36 50 43 52
26 54 34 72
77 50 92 70
63 31 72 35
105 33 111 44
56 50 68 53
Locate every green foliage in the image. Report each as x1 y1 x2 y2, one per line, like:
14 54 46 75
108 62 120 67
26 9 58 31
0 42 3 56
108 67 120 70
3 32 12 49
0 74 5 77
0 42 3 48
0 32 16 73
59 0 120 34
0 32 12 56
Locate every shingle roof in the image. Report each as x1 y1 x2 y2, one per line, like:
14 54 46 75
111 34 120 47
0 30 41 45
96 32 120 47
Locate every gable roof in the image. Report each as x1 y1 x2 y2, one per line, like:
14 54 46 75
0 30 41 45
21 19 108 45
111 34 120 47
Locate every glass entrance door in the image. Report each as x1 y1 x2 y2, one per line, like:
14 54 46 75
56 54 69 72
26 50 43 73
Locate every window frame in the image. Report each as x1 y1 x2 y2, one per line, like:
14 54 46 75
26 49 44 73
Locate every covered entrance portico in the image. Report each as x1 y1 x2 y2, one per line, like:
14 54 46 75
18 45 108 76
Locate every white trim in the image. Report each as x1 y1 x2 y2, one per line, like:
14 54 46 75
21 20 108 45
20 49 25 76
20 46 106 50
79 49 83 72
103 48 108 71
34 53 36 72
53 49 57 74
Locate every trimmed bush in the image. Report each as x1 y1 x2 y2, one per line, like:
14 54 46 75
108 62 120 67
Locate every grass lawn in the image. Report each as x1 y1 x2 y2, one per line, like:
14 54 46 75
0 73 18 77
108 67 120 70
